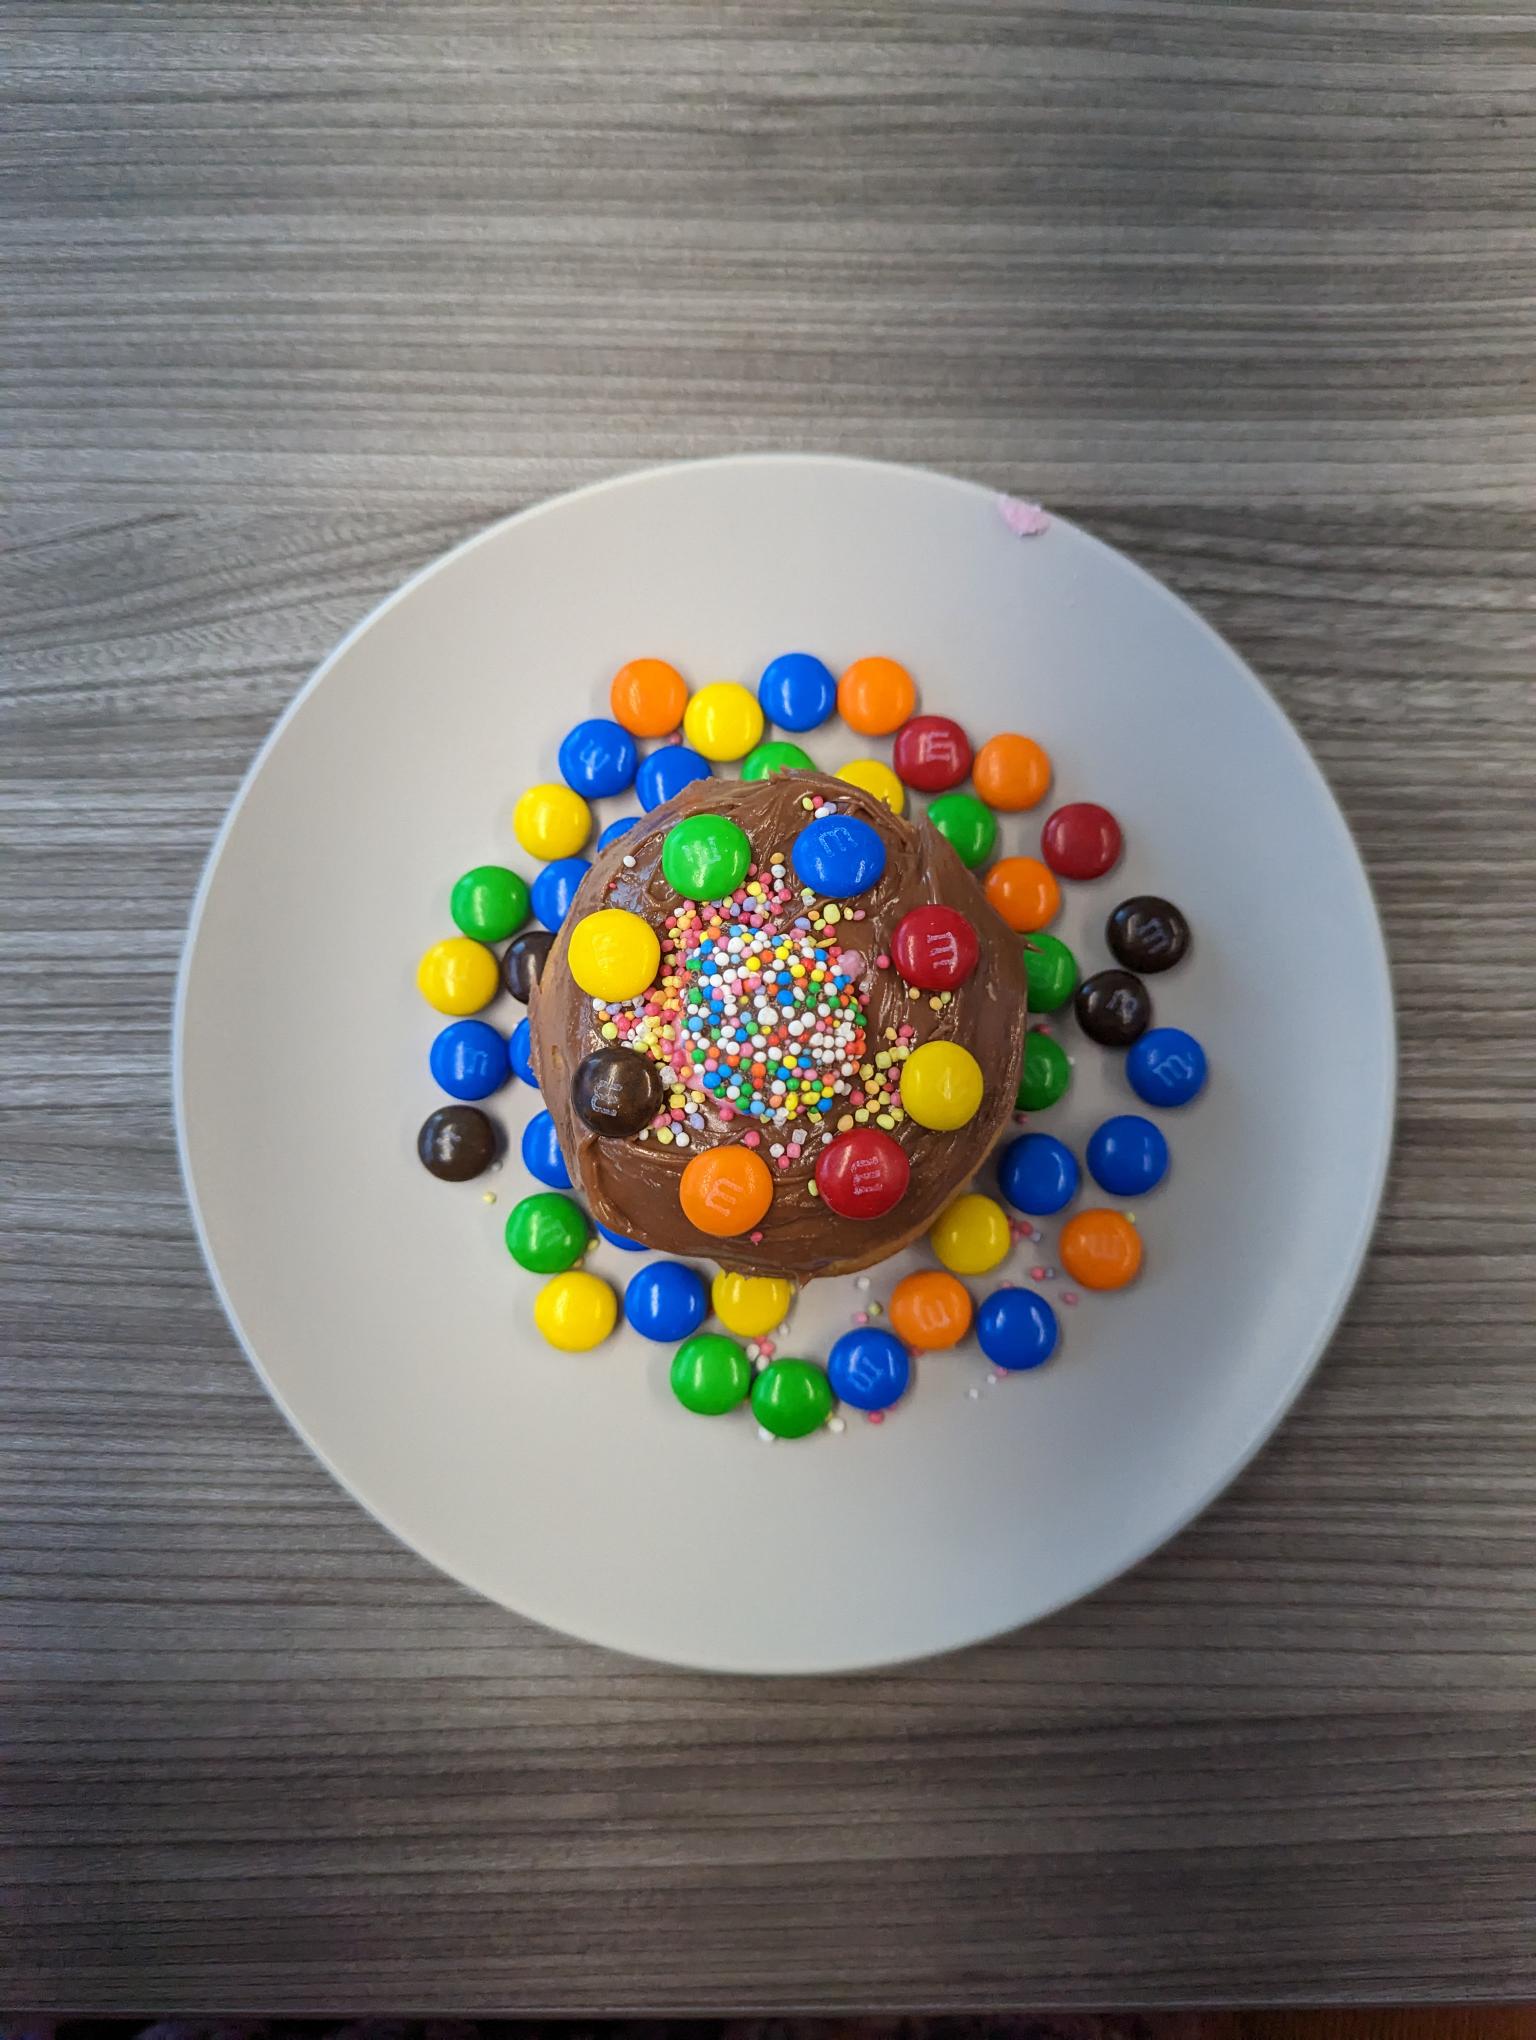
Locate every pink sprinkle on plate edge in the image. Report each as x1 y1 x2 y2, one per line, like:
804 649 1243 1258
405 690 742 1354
996 493 1052 537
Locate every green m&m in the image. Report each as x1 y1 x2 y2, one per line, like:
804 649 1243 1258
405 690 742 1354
504 1191 588 1273
1017 1030 1071 1112
1022 931 1078 1013
670 1332 753 1416
741 740 814 782
451 863 529 942
926 791 997 869
751 1358 834 1439
661 813 752 901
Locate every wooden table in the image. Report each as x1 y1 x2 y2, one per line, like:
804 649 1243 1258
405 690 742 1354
5 1 1534 2012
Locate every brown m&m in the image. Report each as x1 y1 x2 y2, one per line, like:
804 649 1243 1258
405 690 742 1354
891 904 979 990
1074 968 1152 1047
502 928 556 1003
572 1045 662 1137
417 1104 497 1181
1107 895 1190 974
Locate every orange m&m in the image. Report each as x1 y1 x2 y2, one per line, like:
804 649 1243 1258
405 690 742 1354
973 732 1052 811
1059 1208 1143 1291
838 656 916 736
888 1269 973 1350
610 657 688 738
984 855 1061 933
679 1144 774 1237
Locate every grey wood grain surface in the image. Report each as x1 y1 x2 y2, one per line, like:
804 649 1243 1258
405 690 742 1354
3 0 1535 2013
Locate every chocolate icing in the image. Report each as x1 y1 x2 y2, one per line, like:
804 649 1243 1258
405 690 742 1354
530 772 1026 1279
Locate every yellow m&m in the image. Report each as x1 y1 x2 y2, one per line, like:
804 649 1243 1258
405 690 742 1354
683 682 764 762
417 936 500 1015
711 1269 793 1338
568 908 661 1001
835 757 906 814
900 1041 984 1130
534 1270 618 1351
513 782 591 861
930 1192 1012 1275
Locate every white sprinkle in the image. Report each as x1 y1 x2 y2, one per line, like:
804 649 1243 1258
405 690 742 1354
673 1129 690 1147
757 1425 776 1441
622 855 636 867
856 1275 872 1291
967 1387 981 1401
828 1417 846 1435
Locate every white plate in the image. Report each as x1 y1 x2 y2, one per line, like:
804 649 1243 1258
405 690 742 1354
175 455 1394 1674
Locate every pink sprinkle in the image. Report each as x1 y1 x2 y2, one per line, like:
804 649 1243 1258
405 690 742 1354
1030 1266 1046 1280
852 909 867 921
997 493 1052 537
742 1129 761 1147
853 1311 868 1327
748 1229 764 1245
836 950 865 975
758 1339 776 1358
874 953 891 970
720 1105 734 1121
665 729 683 745
1061 1291 1079 1307
867 1410 885 1426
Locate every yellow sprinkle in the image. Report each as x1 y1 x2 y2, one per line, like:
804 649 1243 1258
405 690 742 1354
875 1051 891 1069
807 1181 819 1197
600 1021 619 1040
837 1114 854 1132
867 1301 883 1319
823 903 841 924
890 1107 906 1123
854 1108 870 1123
907 986 920 1000
801 797 815 809
482 1191 497 1204
875 1113 895 1130
656 1128 673 1144
929 996 943 1011
884 1027 898 1040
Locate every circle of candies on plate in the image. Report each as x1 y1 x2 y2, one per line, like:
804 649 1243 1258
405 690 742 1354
411 636 1208 1431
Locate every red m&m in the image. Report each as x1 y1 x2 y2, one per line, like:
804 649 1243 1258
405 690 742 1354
891 905 979 990
815 1128 910 1220
892 715 972 793
1041 801 1123 880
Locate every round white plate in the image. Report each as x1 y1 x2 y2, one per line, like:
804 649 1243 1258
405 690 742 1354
176 455 1394 1674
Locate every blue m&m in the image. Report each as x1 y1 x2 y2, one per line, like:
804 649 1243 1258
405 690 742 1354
509 1015 539 1088
977 1287 1059 1371
429 1019 510 1101
531 856 590 930
521 1108 572 1188
998 1132 1079 1215
1086 1114 1169 1196
827 1327 911 1411
624 1260 708 1341
636 745 713 811
597 816 639 851
758 651 836 732
559 717 638 798
1126 1026 1208 1109
792 813 886 898
596 1220 646 1252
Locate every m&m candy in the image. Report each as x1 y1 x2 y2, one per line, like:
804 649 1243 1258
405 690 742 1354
1058 1208 1143 1291
742 740 814 781
679 1144 774 1236
1017 1030 1071 1112
1107 896 1191 974
596 1221 646 1252
558 717 638 799
504 1191 588 1273
891 905 979 990
926 791 997 869
611 657 687 737
976 1287 1059 1371
815 1127 910 1220
572 1045 662 1136
900 1041 984 1131
889 1270 973 1350
513 782 591 861
827 1328 910 1412
417 1105 497 1181
1042 801 1123 881
671 1332 753 1416
1075 968 1152 1047
929 1192 1012 1275
838 655 916 735
1087 1114 1169 1197
597 815 640 851
568 908 661 1001
792 814 886 898
430 1018 510 1101
521 1108 572 1188
450 864 528 942
509 1014 540 1087
835 758 905 813
1126 1026 1207 1108
758 651 836 731
534 1269 618 1350
972 732 1051 811
892 715 971 792
751 1359 834 1438
661 813 751 900
624 1260 708 1342
683 681 764 762
531 856 590 930
711 1270 793 1338
502 929 555 1003
984 856 1061 933
997 1131 1079 1215
1022 932 1077 1012
417 936 500 1016
635 744 712 811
